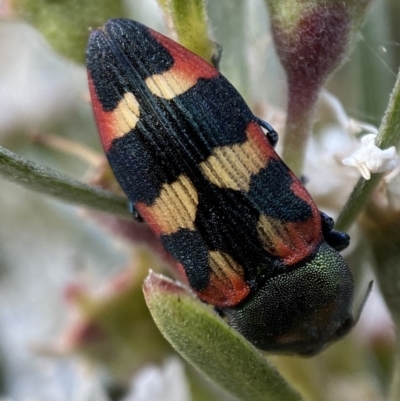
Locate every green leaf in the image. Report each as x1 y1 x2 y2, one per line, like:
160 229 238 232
143 271 304 401
0 146 130 217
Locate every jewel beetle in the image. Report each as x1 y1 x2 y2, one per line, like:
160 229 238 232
87 18 362 355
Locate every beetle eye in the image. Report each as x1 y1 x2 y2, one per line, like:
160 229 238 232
335 317 354 338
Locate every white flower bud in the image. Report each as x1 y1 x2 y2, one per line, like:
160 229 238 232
342 134 400 180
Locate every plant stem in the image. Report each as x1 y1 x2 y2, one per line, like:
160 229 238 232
389 333 400 401
0 146 130 218
336 68 400 231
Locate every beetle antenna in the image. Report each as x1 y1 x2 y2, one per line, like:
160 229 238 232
353 280 374 325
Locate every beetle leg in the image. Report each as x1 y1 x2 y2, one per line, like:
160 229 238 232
299 175 308 185
128 201 145 223
320 211 350 251
324 230 350 252
211 42 223 70
321 211 335 232
254 117 279 147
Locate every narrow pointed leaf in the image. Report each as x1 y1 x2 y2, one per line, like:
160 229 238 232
0 146 130 217
143 271 304 401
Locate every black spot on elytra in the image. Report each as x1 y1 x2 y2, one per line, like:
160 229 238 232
161 229 210 291
249 160 313 223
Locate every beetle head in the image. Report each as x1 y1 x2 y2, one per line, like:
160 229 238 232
222 241 356 355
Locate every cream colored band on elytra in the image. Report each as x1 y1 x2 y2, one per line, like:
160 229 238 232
208 250 245 281
199 136 269 192
144 174 199 235
257 214 292 256
113 92 140 136
145 70 196 100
